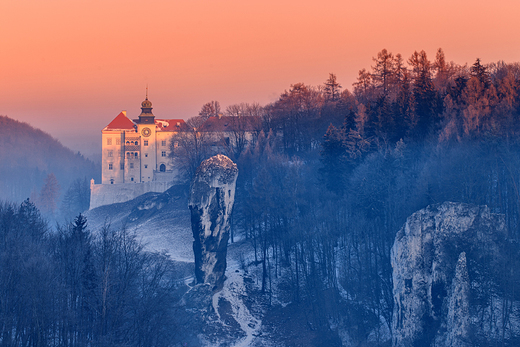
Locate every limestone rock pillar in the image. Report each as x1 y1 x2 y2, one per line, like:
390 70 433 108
189 154 238 290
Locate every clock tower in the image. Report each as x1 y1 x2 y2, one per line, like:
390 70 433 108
136 94 157 182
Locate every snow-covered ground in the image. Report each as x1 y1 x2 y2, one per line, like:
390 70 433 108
85 188 194 262
212 267 262 347
85 187 271 346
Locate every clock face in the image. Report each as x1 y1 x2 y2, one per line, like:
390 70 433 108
141 127 151 137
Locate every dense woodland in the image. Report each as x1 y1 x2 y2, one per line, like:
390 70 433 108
0 203 178 346
174 48 520 344
3 48 520 346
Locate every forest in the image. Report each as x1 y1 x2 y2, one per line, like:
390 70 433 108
172 48 520 344
3 48 520 346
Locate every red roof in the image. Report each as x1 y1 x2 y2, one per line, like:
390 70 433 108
104 112 135 131
155 119 188 132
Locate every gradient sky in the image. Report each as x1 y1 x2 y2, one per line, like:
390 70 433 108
1 0 519 159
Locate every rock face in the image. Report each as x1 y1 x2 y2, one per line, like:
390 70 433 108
391 202 507 347
189 154 238 290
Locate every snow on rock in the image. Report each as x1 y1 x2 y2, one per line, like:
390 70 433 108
212 268 262 347
189 154 238 290
391 202 506 347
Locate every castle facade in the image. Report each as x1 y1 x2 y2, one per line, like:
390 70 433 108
101 96 187 185
90 95 262 210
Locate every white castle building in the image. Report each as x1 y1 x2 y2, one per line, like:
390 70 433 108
89 95 262 210
90 96 187 209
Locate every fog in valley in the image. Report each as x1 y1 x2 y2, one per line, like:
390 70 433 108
2 50 520 346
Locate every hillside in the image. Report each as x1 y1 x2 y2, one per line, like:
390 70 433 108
0 115 100 206
84 184 193 263
84 184 351 347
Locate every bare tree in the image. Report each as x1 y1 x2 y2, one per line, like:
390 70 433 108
199 101 221 120
323 73 342 101
223 103 263 158
169 116 212 180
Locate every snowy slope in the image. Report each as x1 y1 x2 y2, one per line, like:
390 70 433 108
84 184 297 346
85 184 194 262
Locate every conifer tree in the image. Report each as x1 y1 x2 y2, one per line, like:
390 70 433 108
470 58 491 88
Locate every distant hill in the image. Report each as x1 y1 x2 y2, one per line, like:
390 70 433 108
0 115 100 204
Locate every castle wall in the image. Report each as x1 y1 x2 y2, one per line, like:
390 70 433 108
89 180 175 210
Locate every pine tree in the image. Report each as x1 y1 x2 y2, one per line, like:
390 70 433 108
470 58 490 88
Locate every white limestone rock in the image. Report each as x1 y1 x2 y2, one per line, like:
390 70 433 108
189 154 238 290
445 252 471 347
391 202 506 347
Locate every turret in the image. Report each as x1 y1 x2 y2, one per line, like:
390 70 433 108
137 91 155 124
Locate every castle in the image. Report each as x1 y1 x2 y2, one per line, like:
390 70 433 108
100 95 187 185
90 96 187 209
90 95 262 210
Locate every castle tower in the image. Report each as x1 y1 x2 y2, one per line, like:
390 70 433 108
137 93 155 124
135 94 157 182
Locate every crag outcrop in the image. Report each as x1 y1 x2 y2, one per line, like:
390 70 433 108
189 154 238 290
391 202 510 346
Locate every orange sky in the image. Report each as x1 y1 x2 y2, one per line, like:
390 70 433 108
1 0 519 158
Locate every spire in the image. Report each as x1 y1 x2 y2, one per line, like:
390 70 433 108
138 87 154 124
140 89 153 111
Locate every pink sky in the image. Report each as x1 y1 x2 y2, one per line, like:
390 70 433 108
1 0 519 158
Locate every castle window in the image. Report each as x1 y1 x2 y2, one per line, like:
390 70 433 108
145 153 148 157
120 163 124 170
134 141 138 145
162 140 166 146
131 177 134 181
110 179 114 184
161 151 166 157
127 152 131 159
108 150 113 158
107 138 112 145
144 140 149 146
160 164 166 172
116 138 121 145
108 163 113 170
130 163 134 169
134 153 138 158
144 165 148 169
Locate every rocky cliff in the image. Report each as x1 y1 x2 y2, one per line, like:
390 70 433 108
189 154 238 290
391 202 515 346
